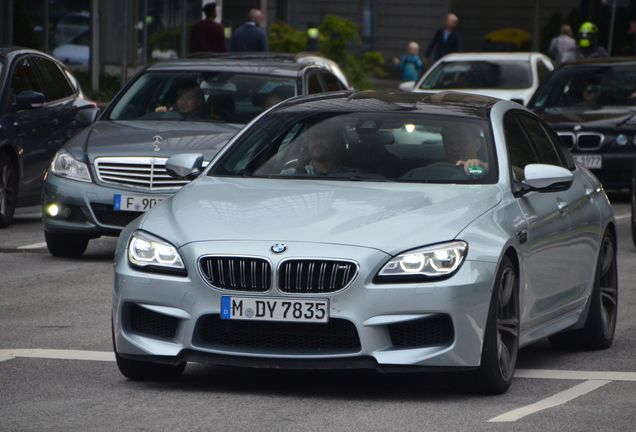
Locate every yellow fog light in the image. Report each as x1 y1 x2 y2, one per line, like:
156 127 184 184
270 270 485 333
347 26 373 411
47 203 60 217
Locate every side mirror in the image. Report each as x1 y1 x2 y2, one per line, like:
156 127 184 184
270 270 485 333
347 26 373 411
514 163 574 196
165 153 204 180
14 91 45 109
75 107 101 126
398 81 416 92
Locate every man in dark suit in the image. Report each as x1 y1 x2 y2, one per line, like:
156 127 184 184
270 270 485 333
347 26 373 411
425 13 463 64
231 9 269 52
190 2 226 54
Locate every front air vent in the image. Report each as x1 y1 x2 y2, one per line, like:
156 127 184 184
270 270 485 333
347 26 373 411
199 256 271 292
278 259 358 294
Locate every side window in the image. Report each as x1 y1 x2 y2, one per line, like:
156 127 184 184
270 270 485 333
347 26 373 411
307 71 322 94
536 61 551 86
517 114 562 166
9 57 43 103
33 57 74 102
503 114 539 181
544 124 576 171
320 72 344 91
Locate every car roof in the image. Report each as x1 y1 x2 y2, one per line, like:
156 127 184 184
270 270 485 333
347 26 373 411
145 58 313 78
275 90 499 119
439 52 546 62
0 46 62 61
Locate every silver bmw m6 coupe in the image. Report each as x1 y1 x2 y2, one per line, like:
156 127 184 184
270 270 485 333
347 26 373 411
112 91 617 394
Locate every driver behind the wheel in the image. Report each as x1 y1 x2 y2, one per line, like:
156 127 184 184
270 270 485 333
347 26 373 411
154 80 204 119
442 125 489 175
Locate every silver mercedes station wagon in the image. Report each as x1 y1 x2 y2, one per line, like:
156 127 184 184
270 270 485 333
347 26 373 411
112 91 617 394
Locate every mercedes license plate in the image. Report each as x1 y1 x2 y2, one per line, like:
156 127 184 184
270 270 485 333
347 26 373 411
574 154 602 169
114 194 165 212
221 296 329 323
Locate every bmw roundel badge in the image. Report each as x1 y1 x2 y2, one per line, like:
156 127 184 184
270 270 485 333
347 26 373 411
271 243 287 254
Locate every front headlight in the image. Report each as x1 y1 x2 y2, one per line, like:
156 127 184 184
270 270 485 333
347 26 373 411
128 231 186 276
376 241 467 281
50 150 92 183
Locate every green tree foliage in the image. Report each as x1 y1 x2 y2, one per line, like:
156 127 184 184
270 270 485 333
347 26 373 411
268 15 384 89
268 22 306 53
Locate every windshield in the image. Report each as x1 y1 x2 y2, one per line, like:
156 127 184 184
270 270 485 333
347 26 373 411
210 111 497 184
420 60 532 90
108 72 297 124
531 64 636 110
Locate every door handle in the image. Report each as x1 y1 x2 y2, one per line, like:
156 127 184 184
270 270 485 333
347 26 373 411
557 200 569 213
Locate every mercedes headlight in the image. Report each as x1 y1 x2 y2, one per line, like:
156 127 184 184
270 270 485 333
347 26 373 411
50 150 91 183
376 241 467 281
128 231 186 275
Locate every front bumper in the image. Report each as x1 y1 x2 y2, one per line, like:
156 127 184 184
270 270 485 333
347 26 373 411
42 173 170 237
113 240 497 370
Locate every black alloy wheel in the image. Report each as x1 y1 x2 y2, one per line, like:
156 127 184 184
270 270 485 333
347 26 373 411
0 152 18 228
549 229 618 350
469 255 520 394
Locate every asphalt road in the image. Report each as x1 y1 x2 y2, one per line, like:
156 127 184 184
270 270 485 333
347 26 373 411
1 202 635 432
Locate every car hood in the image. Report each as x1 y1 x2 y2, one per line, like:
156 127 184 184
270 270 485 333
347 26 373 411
536 107 636 130
69 120 242 163
140 177 503 255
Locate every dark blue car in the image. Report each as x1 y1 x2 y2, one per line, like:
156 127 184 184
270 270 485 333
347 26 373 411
0 47 95 227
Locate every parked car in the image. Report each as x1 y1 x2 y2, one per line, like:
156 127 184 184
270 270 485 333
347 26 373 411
52 30 89 69
0 47 95 228
187 52 352 90
54 11 90 46
529 58 636 190
401 52 553 105
42 56 350 256
112 91 617 394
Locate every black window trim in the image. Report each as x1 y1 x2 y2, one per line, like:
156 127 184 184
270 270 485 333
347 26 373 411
503 110 541 191
505 110 574 195
31 55 77 105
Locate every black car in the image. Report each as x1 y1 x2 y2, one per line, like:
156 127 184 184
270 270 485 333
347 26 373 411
0 46 95 227
529 57 636 190
41 56 350 256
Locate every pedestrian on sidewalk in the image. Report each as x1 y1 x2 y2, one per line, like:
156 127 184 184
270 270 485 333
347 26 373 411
393 41 424 82
424 13 463 65
231 9 268 52
548 24 576 65
190 2 226 54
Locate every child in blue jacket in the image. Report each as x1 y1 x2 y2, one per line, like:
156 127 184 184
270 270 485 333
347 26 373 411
394 41 424 81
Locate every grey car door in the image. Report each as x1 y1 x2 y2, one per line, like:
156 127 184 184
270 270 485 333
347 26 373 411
504 112 575 329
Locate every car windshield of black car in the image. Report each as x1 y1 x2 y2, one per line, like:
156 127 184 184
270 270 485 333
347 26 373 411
532 65 636 110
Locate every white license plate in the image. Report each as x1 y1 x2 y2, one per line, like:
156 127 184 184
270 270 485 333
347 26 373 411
574 154 602 169
113 194 164 212
221 296 329 323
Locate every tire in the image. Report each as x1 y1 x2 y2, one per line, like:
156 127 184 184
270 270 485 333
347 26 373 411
470 255 520 395
549 229 618 350
45 231 90 257
112 319 185 381
0 152 18 229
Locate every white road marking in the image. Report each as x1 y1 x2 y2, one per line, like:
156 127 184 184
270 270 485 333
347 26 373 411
0 353 15 362
516 368 636 382
16 242 47 250
0 349 115 362
614 213 630 220
488 379 611 422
